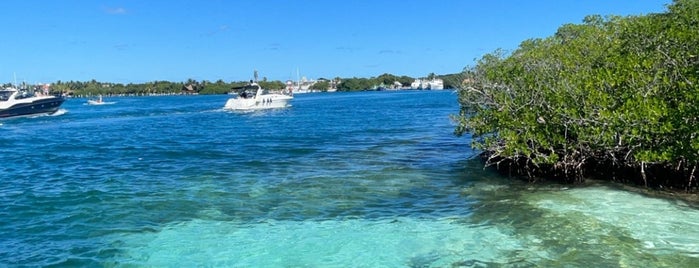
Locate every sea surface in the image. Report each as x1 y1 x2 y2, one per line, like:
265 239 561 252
1 90 698 267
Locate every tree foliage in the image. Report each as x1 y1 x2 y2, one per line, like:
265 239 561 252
440 72 466 89
453 0 699 190
49 79 289 97
335 72 460 91
46 72 450 95
337 77 373 91
310 80 330 91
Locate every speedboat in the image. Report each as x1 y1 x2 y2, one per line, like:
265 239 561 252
0 87 65 118
87 95 113 105
87 99 103 105
223 82 293 111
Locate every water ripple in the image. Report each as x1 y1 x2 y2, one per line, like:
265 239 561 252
2 91 699 266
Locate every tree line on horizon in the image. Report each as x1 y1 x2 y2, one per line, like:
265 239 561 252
2 73 464 97
453 0 698 191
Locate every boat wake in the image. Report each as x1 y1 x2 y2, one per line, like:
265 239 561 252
1 108 68 120
85 102 116 106
220 105 293 116
49 109 68 117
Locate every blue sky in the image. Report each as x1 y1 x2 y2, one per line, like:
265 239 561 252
1 0 671 84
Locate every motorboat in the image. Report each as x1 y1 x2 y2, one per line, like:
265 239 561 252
86 95 113 105
224 70 293 111
87 95 103 105
411 78 445 90
0 87 65 118
223 82 293 111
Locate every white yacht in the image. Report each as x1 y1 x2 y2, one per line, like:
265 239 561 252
223 82 293 111
429 79 444 90
411 78 444 90
410 79 422 89
0 87 65 118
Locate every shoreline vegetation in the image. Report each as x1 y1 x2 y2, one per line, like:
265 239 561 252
1 73 463 98
453 0 698 193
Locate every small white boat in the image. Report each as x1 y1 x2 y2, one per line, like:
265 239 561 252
87 97 103 105
86 95 114 105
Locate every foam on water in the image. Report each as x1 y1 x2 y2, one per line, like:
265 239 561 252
110 216 521 267
49 108 68 117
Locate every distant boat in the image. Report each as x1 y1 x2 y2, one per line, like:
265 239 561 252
411 78 444 90
87 95 103 105
0 87 65 118
86 95 114 105
428 79 444 90
290 68 320 94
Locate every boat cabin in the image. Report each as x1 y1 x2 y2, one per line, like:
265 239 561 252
0 88 39 102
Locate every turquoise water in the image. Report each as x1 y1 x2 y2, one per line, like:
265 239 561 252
1 91 698 267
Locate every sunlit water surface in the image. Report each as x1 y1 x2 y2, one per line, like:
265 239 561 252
1 91 698 267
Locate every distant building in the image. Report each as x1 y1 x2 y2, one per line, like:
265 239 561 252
182 84 198 94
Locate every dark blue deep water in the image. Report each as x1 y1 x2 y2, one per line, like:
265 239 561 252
2 91 699 267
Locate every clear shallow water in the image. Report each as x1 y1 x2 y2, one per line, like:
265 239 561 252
1 91 698 267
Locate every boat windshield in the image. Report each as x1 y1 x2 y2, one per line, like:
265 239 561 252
0 91 13 101
14 90 35 100
239 90 256 99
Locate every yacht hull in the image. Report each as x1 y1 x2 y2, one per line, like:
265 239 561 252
224 94 292 110
0 96 65 118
